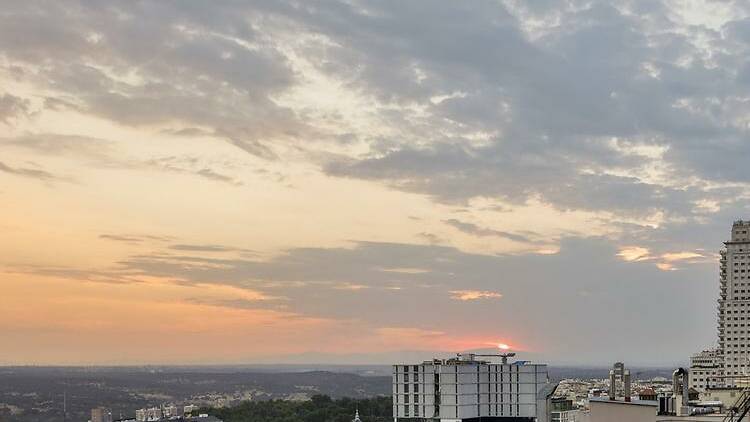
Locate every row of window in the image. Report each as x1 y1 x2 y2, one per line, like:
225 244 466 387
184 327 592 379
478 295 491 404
400 404 526 417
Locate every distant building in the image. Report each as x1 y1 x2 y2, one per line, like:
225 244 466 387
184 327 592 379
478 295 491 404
184 404 199 415
91 407 113 422
163 405 182 418
392 353 556 422
353 408 363 422
637 388 657 401
689 349 722 391
135 407 163 422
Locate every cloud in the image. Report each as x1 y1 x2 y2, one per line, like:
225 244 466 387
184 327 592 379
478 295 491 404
99 234 172 243
1 134 243 186
0 1 301 158
617 246 652 262
0 94 29 123
170 244 234 252
302 0 750 220
616 245 707 271
0 160 58 181
2 0 749 221
444 218 532 243
449 290 503 301
145 157 243 186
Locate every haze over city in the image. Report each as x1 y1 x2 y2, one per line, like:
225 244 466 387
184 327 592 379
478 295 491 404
1 0 750 368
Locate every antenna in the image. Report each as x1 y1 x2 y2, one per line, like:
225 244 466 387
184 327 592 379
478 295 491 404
63 390 67 422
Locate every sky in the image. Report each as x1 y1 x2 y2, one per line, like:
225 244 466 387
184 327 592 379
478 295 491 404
1 0 749 366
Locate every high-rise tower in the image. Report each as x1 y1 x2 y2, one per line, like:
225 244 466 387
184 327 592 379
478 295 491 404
719 220 750 385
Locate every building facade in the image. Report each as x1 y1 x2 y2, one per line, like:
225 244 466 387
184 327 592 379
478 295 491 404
719 220 750 385
689 349 722 391
392 354 554 422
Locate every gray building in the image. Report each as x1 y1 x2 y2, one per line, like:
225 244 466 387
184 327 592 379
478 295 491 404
392 353 555 422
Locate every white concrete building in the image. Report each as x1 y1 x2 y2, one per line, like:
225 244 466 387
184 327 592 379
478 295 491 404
718 220 750 385
392 354 555 422
689 349 722 391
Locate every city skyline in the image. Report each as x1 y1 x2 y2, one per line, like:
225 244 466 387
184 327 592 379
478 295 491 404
2 0 750 366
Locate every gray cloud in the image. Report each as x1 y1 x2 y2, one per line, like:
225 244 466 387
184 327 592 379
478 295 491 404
1 134 243 186
295 0 750 216
3 0 748 218
0 94 29 122
145 156 243 186
444 219 532 243
99 234 174 243
0 0 303 158
169 243 254 254
0 160 58 181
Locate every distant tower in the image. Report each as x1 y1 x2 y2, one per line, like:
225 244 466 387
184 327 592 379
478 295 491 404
353 408 362 422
